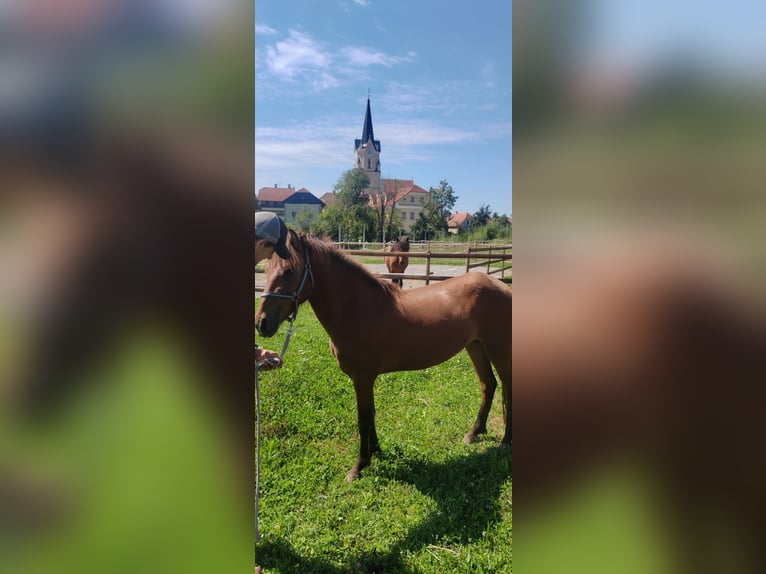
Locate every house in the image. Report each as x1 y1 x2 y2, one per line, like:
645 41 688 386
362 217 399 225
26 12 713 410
319 192 338 207
381 179 429 232
448 212 472 234
282 189 325 225
256 185 325 224
257 185 295 217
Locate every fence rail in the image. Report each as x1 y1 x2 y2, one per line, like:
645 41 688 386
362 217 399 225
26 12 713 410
255 246 512 292
333 241 511 253
341 247 512 285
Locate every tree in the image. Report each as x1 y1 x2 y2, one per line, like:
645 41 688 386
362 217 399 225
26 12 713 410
317 169 378 241
333 168 369 207
416 180 458 239
472 203 493 229
410 211 435 241
430 180 458 226
369 178 403 242
316 203 344 240
294 207 318 233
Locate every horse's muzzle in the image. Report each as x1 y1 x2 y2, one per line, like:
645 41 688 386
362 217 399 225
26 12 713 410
255 314 279 338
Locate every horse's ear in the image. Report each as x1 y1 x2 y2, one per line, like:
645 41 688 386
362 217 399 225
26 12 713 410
288 229 301 250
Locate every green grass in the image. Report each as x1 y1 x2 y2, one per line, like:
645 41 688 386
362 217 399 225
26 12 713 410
3 330 250 574
255 305 512 573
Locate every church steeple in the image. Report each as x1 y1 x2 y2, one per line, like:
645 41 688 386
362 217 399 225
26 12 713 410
354 96 381 153
353 95 382 195
360 97 375 146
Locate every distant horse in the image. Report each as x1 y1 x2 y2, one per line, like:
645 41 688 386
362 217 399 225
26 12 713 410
256 231 512 481
384 236 410 287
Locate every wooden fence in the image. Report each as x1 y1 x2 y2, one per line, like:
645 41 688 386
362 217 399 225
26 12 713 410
341 245 512 286
255 243 511 291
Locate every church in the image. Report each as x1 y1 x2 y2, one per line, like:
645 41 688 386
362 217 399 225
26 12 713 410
354 96 428 233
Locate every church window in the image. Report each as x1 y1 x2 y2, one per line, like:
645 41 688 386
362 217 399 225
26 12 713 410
410 212 414 220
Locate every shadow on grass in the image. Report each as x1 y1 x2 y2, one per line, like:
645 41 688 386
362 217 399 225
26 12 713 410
256 445 512 573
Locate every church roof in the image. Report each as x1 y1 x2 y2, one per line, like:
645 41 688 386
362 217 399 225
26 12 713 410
354 97 381 152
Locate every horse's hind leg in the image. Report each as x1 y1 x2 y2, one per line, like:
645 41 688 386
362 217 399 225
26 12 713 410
485 341 512 447
463 341 498 444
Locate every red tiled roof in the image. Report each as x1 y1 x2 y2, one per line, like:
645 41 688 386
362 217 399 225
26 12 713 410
383 179 414 197
258 187 295 202
382 179 429 203
448 212 472 227
320 192 338 205
398 186 428 202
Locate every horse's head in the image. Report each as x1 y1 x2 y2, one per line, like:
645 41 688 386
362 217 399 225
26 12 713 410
256 230 313 337
397 236 410 251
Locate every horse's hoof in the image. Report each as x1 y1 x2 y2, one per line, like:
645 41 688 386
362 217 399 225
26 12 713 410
345 470 360 483
462 433 475 445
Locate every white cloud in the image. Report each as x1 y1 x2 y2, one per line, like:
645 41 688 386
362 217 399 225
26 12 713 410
265 30 332 80
256 123 353 170
341 46 413 67
259 29 412 91
352 0 371 6
255 24 278 35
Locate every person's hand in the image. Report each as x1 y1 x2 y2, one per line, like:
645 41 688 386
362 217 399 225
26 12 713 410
256 348 283 371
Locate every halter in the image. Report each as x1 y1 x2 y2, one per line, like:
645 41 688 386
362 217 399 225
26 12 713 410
259 245 314 325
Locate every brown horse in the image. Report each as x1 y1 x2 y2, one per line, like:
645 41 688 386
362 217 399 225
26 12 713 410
384 235 410 287
256 231 512 481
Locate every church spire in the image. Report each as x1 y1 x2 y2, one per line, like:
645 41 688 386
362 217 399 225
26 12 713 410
355 95 381 153
361 95 375 144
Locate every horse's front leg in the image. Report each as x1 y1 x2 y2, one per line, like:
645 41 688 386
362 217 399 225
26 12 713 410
346 376 378 482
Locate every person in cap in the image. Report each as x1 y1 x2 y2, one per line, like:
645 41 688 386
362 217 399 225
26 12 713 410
255 212 291 574
254 211 290 370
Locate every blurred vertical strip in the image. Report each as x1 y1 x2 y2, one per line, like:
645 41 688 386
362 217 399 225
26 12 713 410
515 1 766 573
1 1 254 572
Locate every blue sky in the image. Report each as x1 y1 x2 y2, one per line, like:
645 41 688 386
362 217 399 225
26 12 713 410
255 0 513 216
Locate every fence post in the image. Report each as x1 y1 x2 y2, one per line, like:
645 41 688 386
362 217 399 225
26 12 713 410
425 247 432 285
487 245 492 273
501 248 506 279
465 246 471 273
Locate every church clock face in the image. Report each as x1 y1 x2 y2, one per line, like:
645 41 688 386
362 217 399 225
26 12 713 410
367 148 372 155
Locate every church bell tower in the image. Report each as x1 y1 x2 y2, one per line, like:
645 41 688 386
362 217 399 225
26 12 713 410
354 96 383 195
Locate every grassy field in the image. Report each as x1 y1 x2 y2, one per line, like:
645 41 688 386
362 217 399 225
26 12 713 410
255 305 512 573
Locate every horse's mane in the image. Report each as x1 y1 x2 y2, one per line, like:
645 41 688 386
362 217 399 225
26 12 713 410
294 231 400 296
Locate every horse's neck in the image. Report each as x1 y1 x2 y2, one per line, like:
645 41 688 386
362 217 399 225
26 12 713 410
307 246 389 335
